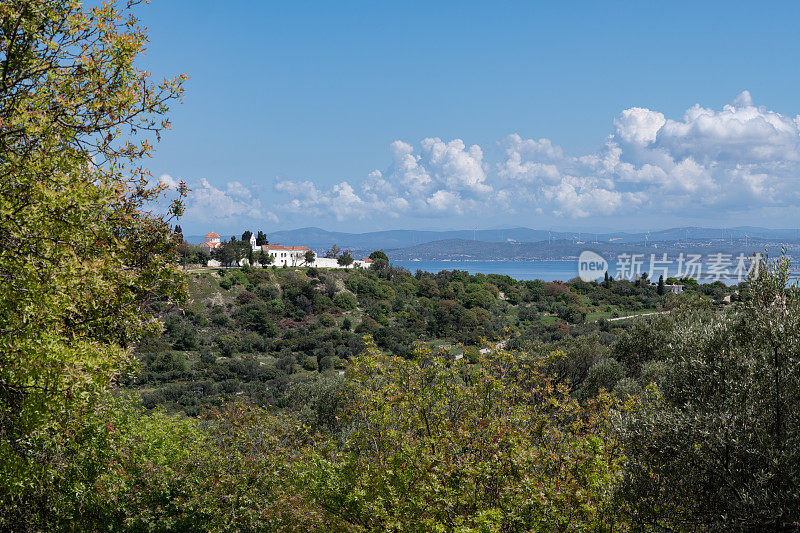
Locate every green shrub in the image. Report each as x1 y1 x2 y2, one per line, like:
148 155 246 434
319 313 337 327
333 291 357 310
215 334 239 357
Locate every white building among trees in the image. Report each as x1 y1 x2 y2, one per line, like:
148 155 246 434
203 230 376 269
262 244 312 266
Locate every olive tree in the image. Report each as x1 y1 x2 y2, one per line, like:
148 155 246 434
615 252 800 530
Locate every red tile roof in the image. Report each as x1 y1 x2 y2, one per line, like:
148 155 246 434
205 232 220 239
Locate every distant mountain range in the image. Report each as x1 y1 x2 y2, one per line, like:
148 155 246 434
186 225 800 255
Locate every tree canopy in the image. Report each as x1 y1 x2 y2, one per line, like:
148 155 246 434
616 253 800 530
368 249 389 262
337 250 354 268
0 0 186 521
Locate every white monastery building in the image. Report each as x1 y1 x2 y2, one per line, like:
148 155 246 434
203 230 374 269
263 244 312 266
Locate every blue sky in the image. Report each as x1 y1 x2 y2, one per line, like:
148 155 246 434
140 1 800 234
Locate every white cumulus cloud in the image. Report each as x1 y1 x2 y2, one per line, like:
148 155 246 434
182 178 277 225
273 92 800 220
275 136 492 219
614 107 666 145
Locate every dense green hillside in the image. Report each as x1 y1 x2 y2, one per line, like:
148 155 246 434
125 263 733 416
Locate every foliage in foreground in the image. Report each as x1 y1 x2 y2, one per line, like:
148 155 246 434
1 345 622 532
0 0 186 524
616 253 800 531
300 341 621 532
1 397 326 531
